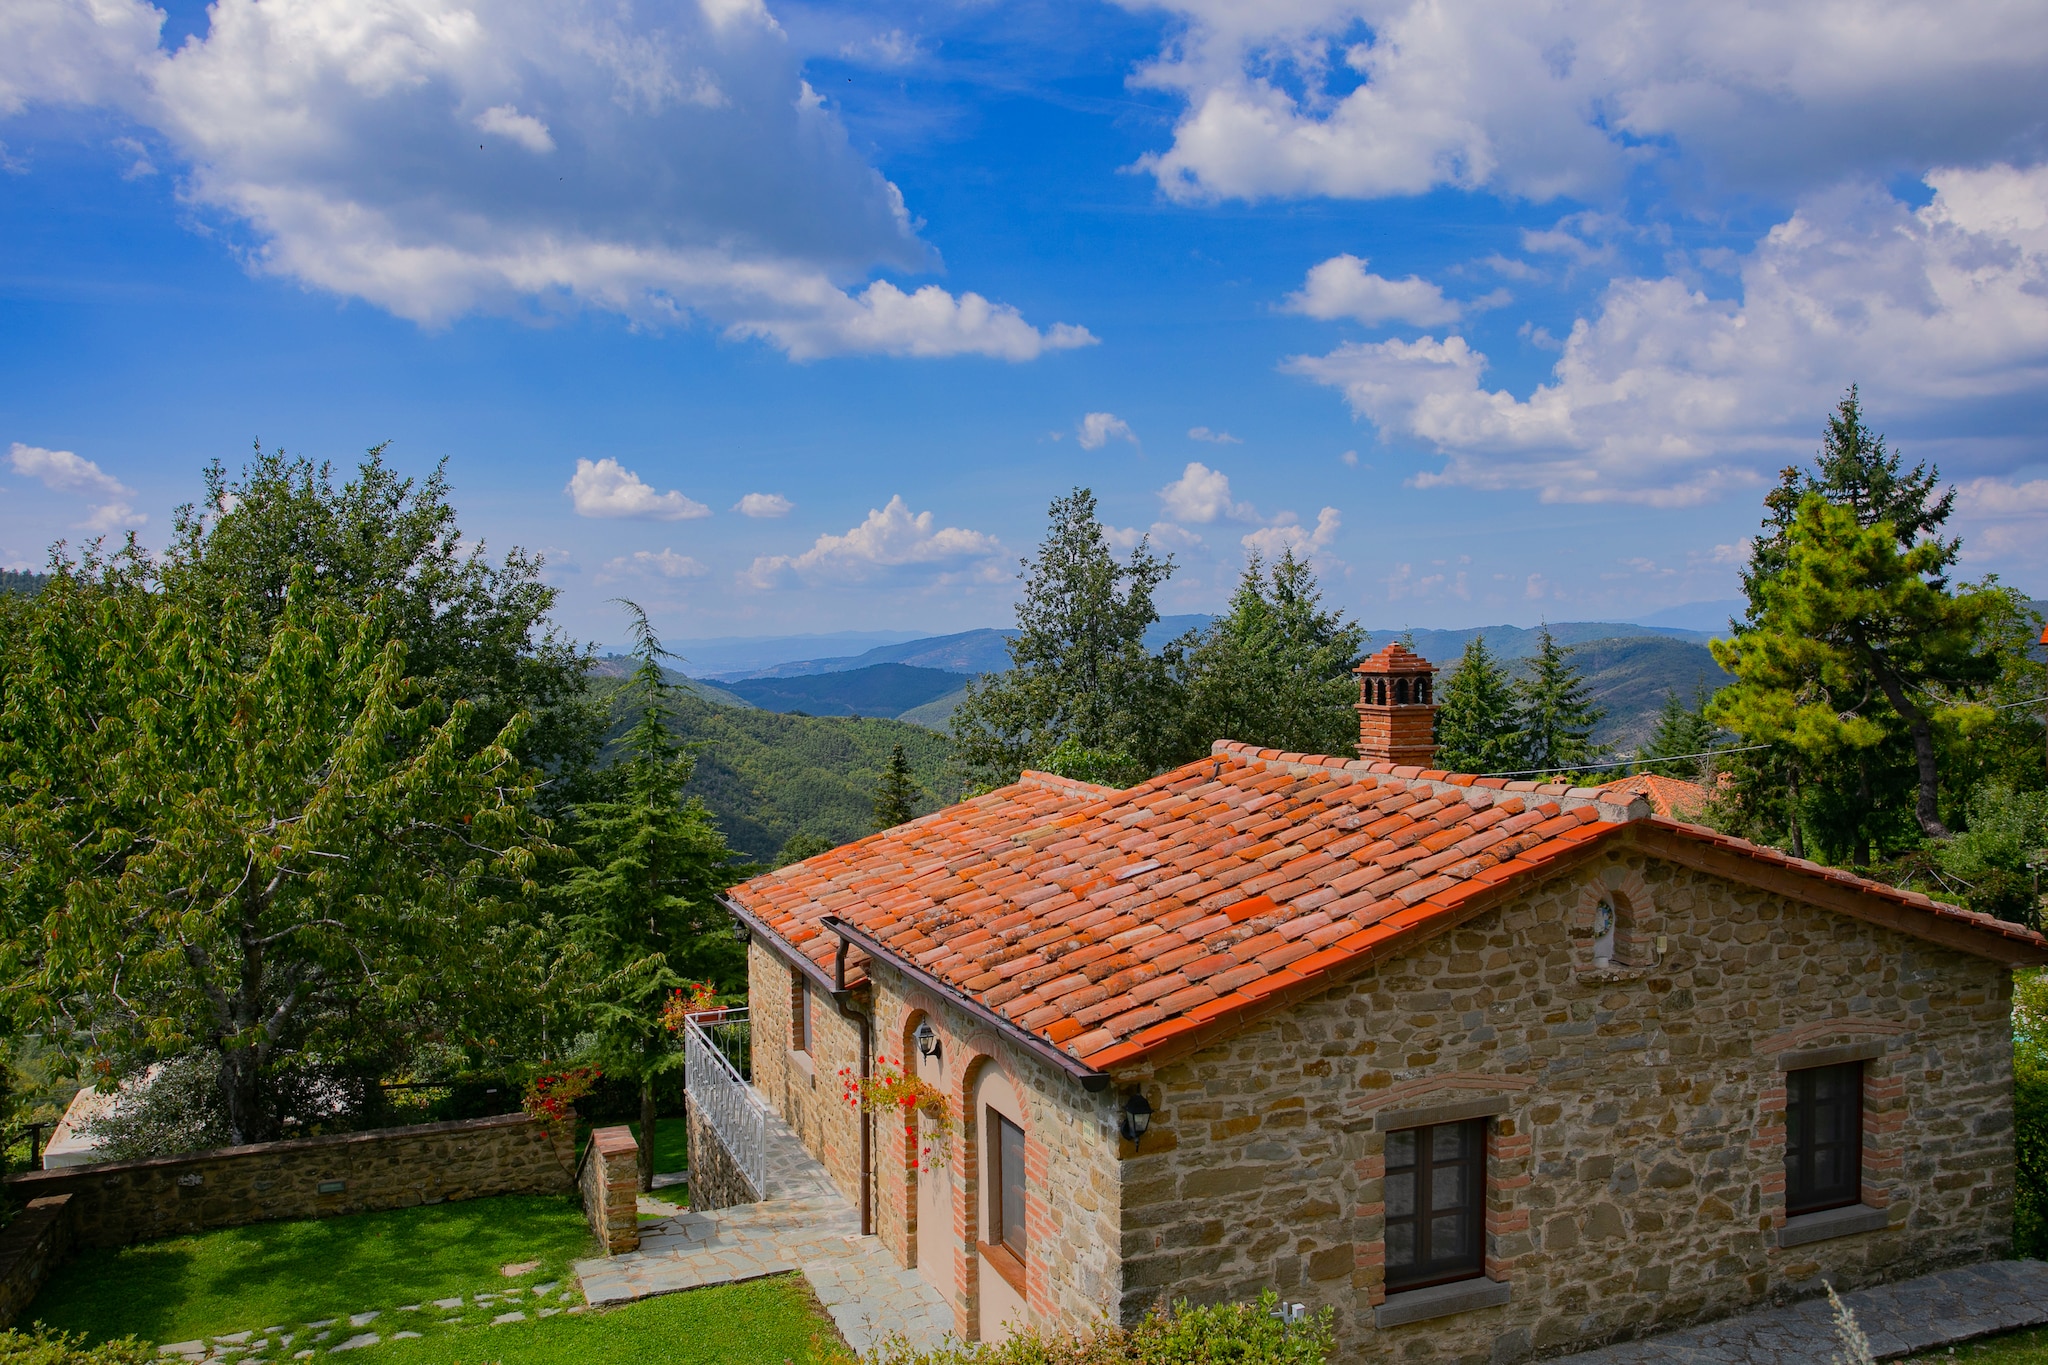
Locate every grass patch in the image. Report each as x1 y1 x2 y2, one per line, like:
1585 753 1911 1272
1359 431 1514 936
31 1195 596 1348
1909 1326 2048 1361
362 1275 839 1365
625 1119 688 1175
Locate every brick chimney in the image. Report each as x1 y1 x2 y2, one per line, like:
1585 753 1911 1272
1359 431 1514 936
1356 643 1439 768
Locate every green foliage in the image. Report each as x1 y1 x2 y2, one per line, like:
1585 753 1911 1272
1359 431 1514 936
0 571 49 599
1435 636 1522 775
1516 626 1609 775
0 1329 150 1365
873 744 920 830
857 1291 1334 1365
160 445 597 784
1168 551 1366 763
1639 682 1722 780
77 1053 233 1162
950 489 1175 786
558 604 746 1184
1926 784 2048 927
0 563 551 1144
1035 738 1145 790
2017 1041 2048 1260
1712 494 2006 841
774 833 838 868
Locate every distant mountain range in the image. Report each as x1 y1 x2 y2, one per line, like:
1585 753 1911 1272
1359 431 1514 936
706 615 1217 682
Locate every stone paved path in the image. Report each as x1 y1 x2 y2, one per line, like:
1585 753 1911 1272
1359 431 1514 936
574 1091 953 1356
1554 1260 2048 1363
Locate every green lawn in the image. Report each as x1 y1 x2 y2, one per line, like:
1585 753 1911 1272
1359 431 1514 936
31 1195 597 1348
1911 1327 2048 1361
364 1275 844 1364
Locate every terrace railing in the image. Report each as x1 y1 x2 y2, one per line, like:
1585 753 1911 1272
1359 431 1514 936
683 1007 766 1198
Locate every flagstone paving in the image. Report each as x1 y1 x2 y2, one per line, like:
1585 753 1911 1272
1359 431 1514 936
1553 1259 2048 1363
575 1093 953 1356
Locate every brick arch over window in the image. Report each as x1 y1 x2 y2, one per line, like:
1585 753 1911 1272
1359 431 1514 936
1755 1018 1911 1239
1573 864 1655 973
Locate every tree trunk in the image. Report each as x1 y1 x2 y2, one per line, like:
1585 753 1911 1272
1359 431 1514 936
1868 668 1951 840
638 1082 655 1193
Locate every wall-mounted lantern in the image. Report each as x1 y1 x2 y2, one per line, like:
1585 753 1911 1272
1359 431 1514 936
1119 1089 1153 1150
913 1020 941 1060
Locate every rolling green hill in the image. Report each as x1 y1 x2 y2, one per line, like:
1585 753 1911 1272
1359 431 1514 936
593 684 956 861
1514 636 1730 754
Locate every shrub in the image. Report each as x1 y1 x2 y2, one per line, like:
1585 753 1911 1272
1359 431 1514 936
0 1328 152 1365
849 1291 1335 1365
2016 1042 2048 1259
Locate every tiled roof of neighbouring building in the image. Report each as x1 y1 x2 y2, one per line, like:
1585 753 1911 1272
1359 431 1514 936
1596 771 1714 821
729 741 2047 1077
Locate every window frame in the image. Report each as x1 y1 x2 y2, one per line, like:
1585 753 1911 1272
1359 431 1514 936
790 971 811 1055
1785 1061 1863 1216
988 1108 1026 1261
1383 1117 1488 1294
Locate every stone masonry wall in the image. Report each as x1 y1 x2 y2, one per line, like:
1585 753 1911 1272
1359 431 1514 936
748 938 866 1205
0 1196 76 1328
686 1103 758 1212
4 1112 577 1252
580 1126 640 1255
1117 847 2016 1364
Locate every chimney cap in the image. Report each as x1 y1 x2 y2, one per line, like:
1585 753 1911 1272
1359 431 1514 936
1354 642 1437 676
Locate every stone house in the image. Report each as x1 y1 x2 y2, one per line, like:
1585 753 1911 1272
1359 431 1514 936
719 642 2046 1362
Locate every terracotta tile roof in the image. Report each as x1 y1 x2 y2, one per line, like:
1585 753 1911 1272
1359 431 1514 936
1597 772 1713 820
730 741 2048 1078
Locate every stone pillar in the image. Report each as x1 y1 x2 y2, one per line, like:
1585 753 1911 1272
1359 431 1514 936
581 1127 641 1255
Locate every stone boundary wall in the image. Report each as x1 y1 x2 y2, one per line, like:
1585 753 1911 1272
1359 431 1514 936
686 1105 757 1212
3 1113 576 1252
0 1196 77 1328
580 1126 639 1255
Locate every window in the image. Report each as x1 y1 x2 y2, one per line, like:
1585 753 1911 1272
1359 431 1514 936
1786 1062 1862 1214
791 972 811 1054
988 1110 1026 1260
1385 1119 1486 1292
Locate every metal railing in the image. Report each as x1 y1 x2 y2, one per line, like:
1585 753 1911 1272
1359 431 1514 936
684 1008 766 1198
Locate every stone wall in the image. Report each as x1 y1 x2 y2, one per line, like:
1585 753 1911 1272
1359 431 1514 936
686 1104 758 1212
747 938 867 1206
1115 846 2018 1363
3 1112 576 1252
580 1126 640 1255
0 1196 76 1328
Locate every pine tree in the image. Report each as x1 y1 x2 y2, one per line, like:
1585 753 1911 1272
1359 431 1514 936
561 602 744 1189
1639 682 1720 779
1516 626 1608 776
949 489 1175 785
1434 635 1523 774
1170 549 1367 762
873 744 919 830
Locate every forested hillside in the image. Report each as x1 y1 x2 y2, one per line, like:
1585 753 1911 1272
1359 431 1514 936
1509 636 1730 753
593 683 955 860
0 570 49 596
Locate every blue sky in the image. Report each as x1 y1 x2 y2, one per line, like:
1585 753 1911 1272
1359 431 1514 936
4 0 2046 646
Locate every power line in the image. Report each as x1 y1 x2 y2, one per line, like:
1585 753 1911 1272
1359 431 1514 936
1476 744 1773 781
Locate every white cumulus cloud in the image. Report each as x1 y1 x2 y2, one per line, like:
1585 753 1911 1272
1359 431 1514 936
566 458 712 521
1187 426 1241 444
0 0 1089 359
1283 254 1461 327
1242 506 1341 560
8 441 145 530
1158 461 1256 523
735 492 793 517
1284 165 2048 506
1127 0 2048 204
1077 412 1138 450
743 496 998 586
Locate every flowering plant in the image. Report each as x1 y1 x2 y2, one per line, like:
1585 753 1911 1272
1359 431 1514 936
522 1065 601 1134
840 1055 954 1171
658 979 722 1034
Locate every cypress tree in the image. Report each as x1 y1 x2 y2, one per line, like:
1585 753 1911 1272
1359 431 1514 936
873 744 919 831
1434 635 1523 774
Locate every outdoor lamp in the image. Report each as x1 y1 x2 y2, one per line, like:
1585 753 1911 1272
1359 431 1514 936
1119 1089 1153 1148
913 1020 941 1060
731 915 751 944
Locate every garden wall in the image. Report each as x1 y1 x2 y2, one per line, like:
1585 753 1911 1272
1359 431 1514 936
2 1112 576 1252
686 1104 757 1212
0 1196 76 1327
